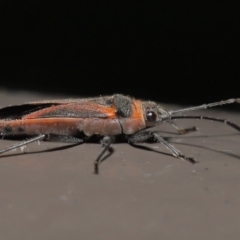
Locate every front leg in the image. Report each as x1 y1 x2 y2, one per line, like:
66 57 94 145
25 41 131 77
128 131 197 164
169 122 197 134
128 131 153 143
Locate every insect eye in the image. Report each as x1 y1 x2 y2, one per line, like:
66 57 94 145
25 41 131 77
146 111 157 122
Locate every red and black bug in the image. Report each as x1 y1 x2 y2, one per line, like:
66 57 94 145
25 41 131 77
0 94 239 174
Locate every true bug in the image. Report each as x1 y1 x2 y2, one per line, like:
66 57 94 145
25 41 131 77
0 94 239 174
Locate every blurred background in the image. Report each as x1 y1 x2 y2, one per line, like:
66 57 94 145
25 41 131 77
1 1 239 105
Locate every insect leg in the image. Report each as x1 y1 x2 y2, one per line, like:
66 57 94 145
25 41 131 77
129 131 197 164
128 131 152 143
151 132 197 163
94 136 114 174
0 134 46 154
170 122 197 134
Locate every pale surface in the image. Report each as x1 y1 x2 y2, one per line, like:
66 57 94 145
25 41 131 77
0 91 240 240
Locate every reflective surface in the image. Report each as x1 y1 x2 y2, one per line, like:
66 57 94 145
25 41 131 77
1 91 240 240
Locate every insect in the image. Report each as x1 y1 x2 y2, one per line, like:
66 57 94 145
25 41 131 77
0 94 239 174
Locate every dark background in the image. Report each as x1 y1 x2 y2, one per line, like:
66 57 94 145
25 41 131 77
1 3 240 239
1 1 239 104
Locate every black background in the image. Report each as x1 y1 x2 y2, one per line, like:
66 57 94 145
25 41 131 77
1 1 239 104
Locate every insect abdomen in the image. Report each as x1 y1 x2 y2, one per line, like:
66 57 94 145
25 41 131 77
82 118 122 136
0 119 82 137
0 118 122 137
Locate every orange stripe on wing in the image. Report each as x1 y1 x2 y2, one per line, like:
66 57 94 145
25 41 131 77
23 102 117 119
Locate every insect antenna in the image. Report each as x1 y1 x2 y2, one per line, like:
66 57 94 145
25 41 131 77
0 134 46 155
165 98 240 132
171 116 240 132
169 98 240 115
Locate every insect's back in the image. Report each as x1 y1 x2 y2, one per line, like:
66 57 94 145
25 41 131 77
0 94 146 138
